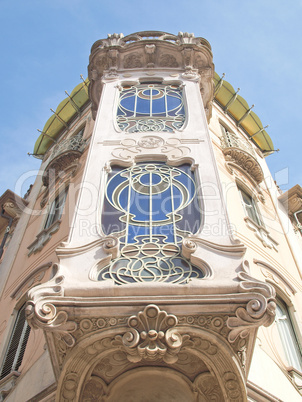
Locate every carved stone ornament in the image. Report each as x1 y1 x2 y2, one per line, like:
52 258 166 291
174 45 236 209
116 304 185 364
244 217 278 251
109 136 196 162
0 190 28 223
26 271 77 349
193 372 224 401
81 376 107 401
0 373 20 402
223 147 264 184
227 261 276 343
88 31 214 120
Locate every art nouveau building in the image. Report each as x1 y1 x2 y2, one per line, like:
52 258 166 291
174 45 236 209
0 31 302 401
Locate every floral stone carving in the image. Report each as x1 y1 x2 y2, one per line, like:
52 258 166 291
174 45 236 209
116 304 185 364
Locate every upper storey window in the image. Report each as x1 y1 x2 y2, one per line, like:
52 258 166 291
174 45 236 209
117 83 185 133
0 304 30 380
100 162 203 284
275 299 302 372
238 187 262 227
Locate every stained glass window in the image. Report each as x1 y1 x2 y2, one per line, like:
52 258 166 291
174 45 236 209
100 163 203 284
117 83 185 133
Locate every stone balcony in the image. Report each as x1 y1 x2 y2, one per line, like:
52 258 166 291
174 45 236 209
42 132 86 187
221 130 264 184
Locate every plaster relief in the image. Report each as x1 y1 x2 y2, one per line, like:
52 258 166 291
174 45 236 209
110 137 191 161
116 304 185 364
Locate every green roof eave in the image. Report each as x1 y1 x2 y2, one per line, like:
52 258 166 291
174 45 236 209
33 78 90 156
214 72 274 154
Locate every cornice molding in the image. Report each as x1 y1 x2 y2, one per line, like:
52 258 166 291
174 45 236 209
88 31 214 121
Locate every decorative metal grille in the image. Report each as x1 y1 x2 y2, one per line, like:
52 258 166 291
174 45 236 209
220 125 255 156
50 129 85 161
117 84 185 133
100 163 203 284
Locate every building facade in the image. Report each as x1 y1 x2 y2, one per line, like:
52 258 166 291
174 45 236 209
0 31 302 401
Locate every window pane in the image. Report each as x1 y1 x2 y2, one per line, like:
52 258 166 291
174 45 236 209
117 83 185 132
100 163 203 284
276 301 302 371
0 305 30 380
239 188 261 226
44 187 68 229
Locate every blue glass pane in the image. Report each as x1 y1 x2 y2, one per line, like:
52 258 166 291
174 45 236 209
136 97 150 115
153 224 174 243
166 94 182 113
152 97 166 115
128 225 149 243
129 191 149 222
151 190 171 222
118 186 129 210
120 95 136 114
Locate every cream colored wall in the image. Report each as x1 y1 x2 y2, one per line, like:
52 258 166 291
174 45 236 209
0 108 94 387
210 103 302 398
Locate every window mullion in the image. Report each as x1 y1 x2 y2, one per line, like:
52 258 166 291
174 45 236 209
149 171 152 242
170 169 176 244
134 86 138 118
126 170 132 245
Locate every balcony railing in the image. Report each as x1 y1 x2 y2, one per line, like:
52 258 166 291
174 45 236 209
221 130 256 157
50 131 85 161
43 132 86 186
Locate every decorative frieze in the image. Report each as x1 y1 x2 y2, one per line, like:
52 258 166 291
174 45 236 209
88 31 214 120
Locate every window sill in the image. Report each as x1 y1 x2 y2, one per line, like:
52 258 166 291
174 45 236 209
27 220 61 256
0 371 20 400
244 217 278 251
287 367 302 391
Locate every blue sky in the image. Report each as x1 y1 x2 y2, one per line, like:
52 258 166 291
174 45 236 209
0 0 301 196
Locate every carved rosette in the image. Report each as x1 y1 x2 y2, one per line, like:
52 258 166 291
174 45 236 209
116 304 184 364
88 31 214 120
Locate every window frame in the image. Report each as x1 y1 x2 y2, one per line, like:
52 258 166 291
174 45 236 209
275 298 302 372
0 304 31 380
219 122 235 147
98 161 205 285
238 186 262 227
116 81 186 133
43 186 69 230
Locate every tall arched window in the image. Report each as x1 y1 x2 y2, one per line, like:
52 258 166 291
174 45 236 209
275 299 302 371
100 162 203 284
117 83 185 133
